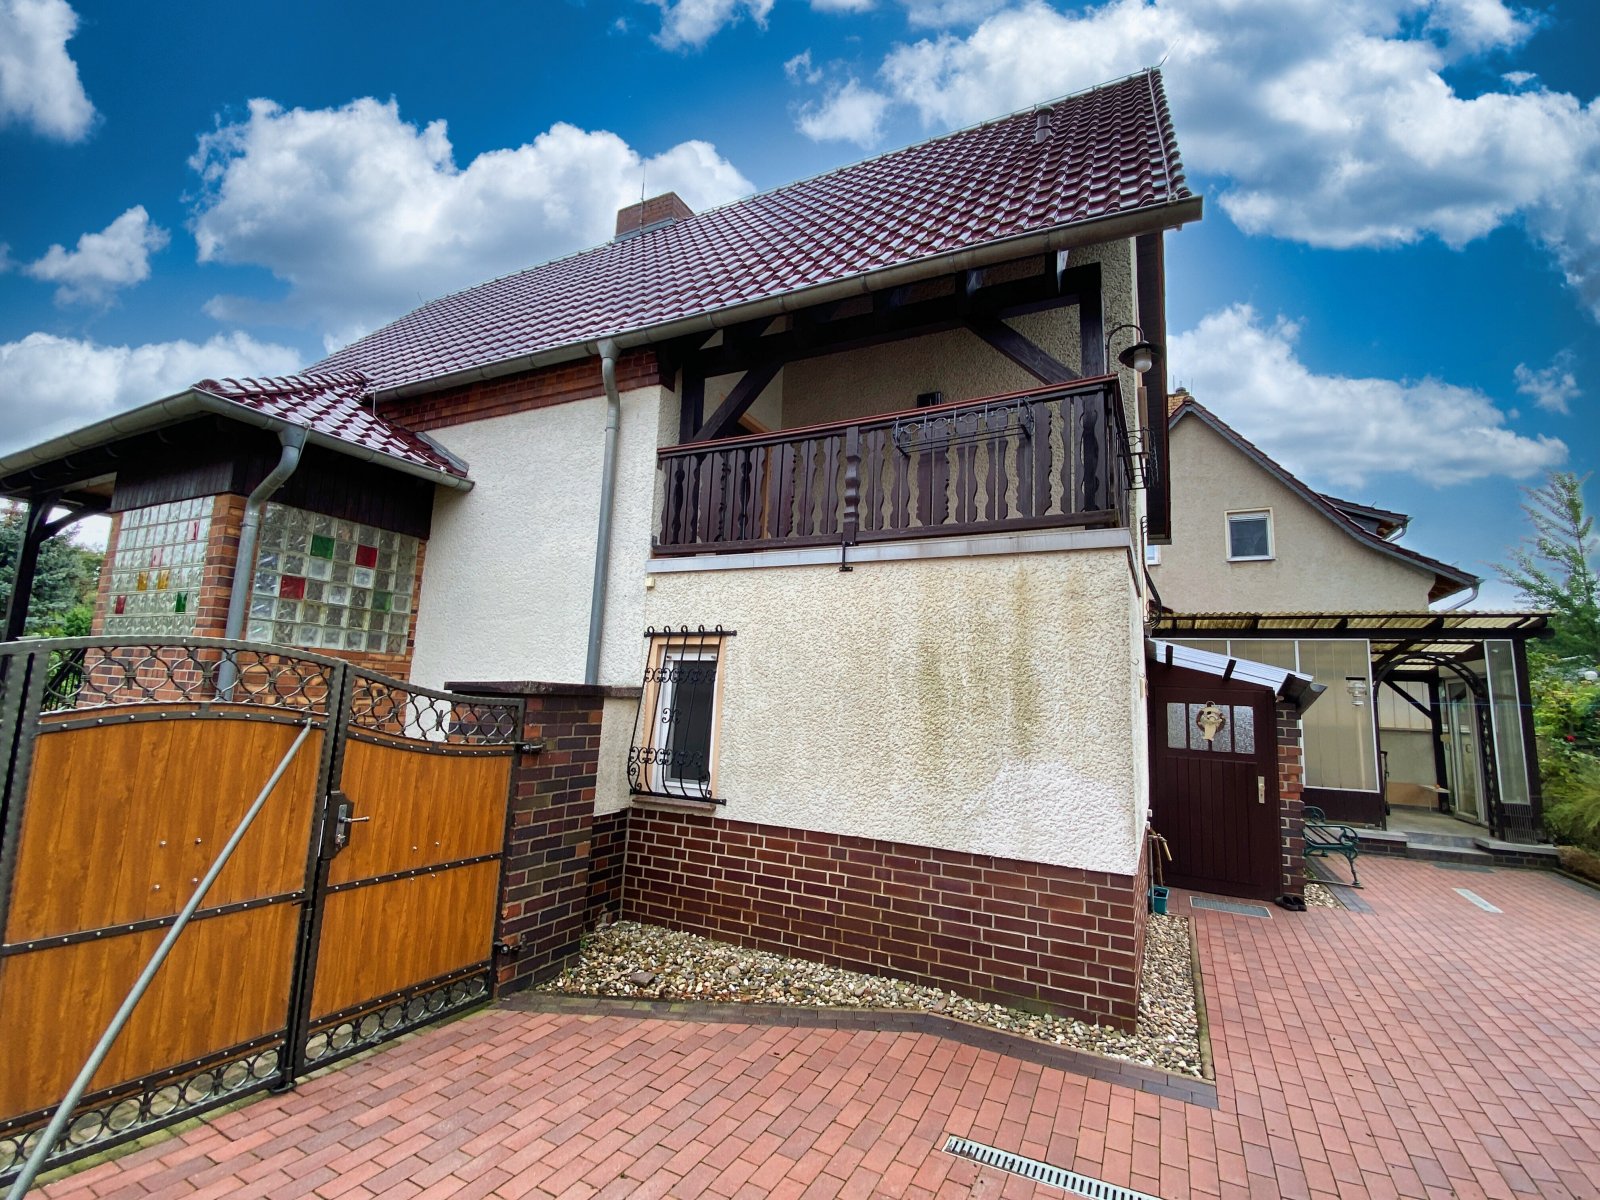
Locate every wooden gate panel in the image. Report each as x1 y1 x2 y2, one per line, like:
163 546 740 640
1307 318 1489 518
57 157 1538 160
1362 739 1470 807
326 740 510 887
4 719 322 942
309 861 501 1019
0 904 298 1118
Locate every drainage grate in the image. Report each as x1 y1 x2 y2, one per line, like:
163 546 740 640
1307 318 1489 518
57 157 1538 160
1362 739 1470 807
1432 861 1493 873
944 1136 1161 1199
1190 897 1272 918
1454 888 1502 913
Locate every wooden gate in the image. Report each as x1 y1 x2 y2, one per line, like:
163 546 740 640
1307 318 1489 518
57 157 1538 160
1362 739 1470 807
0 639 520 1183
1148 664 1281 900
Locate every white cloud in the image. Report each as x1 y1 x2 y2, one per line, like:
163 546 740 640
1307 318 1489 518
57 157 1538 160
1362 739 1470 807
785 49 823 84
0 0 94 140
816 0 1600 319
1168 304 1566 488
188 97 754 350
645 0 774 49
0 331 302 454
900 0 1009 26
798 78 892 146
812 0 876 11
1514 356 1581 415
23 206 169 304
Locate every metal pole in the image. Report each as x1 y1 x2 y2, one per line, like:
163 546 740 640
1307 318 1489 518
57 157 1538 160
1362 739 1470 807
5 719 315 1199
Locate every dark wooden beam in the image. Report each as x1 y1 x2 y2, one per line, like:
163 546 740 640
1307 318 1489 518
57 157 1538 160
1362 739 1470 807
1077 262 1105 377
1136 232 1171 540
686 265 1100 379
678 370 705 444
965 317 1078 384
3 492 62 641
693 360 783 441
1381 677 1434 722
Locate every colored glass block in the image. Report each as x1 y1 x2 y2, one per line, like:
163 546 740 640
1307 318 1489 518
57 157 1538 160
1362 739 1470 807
136 571 148 591
114 595 126 614
373 592 391 613
156 570 170 590
279 575 307 600
309 534 336 559
174 593 187 614
355 543 378 568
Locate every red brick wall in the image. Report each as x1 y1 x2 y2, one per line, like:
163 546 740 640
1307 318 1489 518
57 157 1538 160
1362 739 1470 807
380 350 664 433
1278 699 1306 897
623 808 1145 1029
589 809 629 922
496 692 604 991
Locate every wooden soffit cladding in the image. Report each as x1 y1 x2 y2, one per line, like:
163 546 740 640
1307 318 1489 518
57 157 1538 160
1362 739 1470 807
380 348 665 432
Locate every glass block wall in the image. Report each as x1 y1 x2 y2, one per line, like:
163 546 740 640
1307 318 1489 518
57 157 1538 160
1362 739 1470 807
247 503 419 655
104 499 213 636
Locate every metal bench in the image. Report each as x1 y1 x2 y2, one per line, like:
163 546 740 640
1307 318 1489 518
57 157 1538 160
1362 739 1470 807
1303 805 1361 887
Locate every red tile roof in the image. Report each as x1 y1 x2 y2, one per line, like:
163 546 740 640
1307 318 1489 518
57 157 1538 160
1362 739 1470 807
316 69 1192 394
192 371 467 478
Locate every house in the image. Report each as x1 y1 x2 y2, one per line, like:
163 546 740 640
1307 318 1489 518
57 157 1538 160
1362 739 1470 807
1150 393 1549 858
2 69 1351 1030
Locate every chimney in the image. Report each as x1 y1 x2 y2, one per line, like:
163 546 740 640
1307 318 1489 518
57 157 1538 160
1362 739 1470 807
615 192 694 240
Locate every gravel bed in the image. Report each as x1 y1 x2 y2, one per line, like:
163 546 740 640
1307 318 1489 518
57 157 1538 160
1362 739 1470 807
536 916 1204 1077
1304 881 1341 908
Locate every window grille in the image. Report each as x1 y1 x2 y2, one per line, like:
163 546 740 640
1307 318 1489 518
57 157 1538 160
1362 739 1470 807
628 625 735 802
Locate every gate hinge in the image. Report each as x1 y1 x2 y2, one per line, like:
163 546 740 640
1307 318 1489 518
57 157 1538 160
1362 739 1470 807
516 739 545 755
493 940 522 959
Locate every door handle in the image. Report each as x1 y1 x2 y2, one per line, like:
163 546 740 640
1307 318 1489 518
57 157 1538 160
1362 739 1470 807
330 794 370 852
1257 776 1266 805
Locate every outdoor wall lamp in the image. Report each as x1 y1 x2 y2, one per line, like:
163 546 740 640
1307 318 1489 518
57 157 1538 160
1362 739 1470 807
1105 322 1160 375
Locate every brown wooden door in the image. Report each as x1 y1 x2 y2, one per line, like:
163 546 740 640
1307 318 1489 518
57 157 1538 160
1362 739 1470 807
1148 664 1280 900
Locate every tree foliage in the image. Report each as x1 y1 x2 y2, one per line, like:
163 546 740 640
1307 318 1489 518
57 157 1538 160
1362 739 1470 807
0 504 104 637
1497 472 1600 664
1499 472 1600 849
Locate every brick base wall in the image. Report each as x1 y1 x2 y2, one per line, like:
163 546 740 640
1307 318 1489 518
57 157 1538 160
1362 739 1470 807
1278 699 1306 897
589 809 629 922
623 807 1146 1029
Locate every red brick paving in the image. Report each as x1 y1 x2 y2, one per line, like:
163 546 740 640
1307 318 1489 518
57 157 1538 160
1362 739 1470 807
36 858 1600 1198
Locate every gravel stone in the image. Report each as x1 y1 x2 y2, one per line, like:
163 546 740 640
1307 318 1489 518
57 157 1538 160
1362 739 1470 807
536 914 1205 1078
1304 882 1341 909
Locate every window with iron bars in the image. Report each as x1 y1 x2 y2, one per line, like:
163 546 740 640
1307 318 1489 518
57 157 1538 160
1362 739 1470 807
627 625 735 802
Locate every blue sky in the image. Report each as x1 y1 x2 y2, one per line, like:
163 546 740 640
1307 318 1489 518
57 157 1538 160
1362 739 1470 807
1 0 1596 606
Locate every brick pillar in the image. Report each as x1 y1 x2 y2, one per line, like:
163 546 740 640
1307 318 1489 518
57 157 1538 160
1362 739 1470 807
1277 699 1306 897
494 689 604 991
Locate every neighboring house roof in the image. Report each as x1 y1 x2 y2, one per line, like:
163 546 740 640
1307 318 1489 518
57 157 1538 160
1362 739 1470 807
0 370 472 500
1168 396 1477 603
1318 494 1408 539
316 68 1197 396
192 372 467 479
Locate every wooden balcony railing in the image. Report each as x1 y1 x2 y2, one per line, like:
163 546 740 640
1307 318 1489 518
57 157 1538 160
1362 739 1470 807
654 378 1130 557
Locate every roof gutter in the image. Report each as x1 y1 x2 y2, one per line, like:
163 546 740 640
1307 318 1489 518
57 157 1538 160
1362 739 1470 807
0 390 474 496
371 196 1204 403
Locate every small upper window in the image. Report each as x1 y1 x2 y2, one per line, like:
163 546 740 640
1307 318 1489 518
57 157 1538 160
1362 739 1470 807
1227 510 1273 561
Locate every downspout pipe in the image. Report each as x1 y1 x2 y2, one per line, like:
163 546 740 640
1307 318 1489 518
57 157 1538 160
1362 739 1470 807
219 425 306 692
585 339 622 685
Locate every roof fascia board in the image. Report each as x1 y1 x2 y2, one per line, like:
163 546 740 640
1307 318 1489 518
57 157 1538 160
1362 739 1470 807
1170 403 1476 594
0 390 472 496
371 195 1204 404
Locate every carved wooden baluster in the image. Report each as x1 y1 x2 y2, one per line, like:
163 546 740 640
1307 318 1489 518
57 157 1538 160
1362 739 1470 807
1079 392 1102 514
1033 398 1054 517
1015 403 1035 519
774 442 797 539
986 409 1008 523
930 428 950 527
842 424 862 546
891 435 911 531
914 432 933 529
957 424 979 525
795 439 817 537
818 435 841 536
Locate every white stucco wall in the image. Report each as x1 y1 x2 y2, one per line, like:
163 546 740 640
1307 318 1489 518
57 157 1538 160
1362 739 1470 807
596 694 637 815
1153 417 1436 612
407 384 673 691
641 546 1147 875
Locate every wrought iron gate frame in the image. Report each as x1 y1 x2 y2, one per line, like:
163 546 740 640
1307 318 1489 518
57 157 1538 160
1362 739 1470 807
0 637 521 1184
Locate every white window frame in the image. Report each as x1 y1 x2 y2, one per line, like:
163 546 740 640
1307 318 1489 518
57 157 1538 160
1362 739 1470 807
1225 509 1274 562
644 640 725 799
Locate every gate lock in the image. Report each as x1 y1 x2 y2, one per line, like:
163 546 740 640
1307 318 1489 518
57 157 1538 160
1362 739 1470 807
329 791 371 851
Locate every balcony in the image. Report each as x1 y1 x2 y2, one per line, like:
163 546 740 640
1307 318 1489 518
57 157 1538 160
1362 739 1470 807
654 379 1131 557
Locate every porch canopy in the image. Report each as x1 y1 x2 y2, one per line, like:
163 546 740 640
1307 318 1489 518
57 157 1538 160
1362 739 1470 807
1152 610 1551 842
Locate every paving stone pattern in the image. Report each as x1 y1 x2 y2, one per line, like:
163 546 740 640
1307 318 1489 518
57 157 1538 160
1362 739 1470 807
37 858 1600 1199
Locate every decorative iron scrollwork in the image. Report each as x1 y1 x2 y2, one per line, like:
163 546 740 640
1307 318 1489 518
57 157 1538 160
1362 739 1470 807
890 396 1034 454
627 625 735 803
